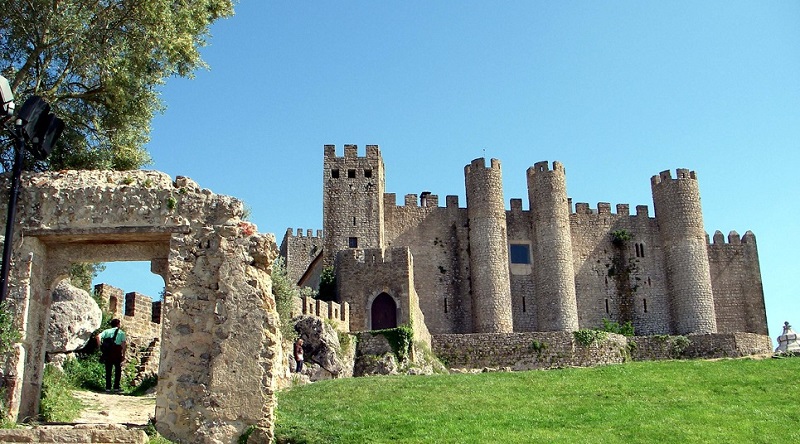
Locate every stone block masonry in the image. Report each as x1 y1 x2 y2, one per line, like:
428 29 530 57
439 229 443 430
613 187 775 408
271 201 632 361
286 145 767 343
1 170 281 443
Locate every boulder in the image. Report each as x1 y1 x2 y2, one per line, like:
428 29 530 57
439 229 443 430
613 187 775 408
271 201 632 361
46 280 102 353
293 315 350 380
353 352 398 376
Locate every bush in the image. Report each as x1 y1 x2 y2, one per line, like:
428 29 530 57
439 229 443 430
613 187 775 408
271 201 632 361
601 319 635 336
39 365 82 422
63 352 139 393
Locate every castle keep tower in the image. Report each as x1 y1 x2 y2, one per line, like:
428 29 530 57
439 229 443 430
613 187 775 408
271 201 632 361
527 161 579 332
323 144 385 268
651 169 717 334
464 158 514 333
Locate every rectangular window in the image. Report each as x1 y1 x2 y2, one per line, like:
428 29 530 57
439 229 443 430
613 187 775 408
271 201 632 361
364 169 372 178
348 237 358 248
509 244 531 264
331 169 340 178
347 169 356 178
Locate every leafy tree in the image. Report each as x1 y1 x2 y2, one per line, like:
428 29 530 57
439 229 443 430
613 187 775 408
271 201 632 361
68 262 106 293
317 266 336 302
271 257 299 340
0 0 235 172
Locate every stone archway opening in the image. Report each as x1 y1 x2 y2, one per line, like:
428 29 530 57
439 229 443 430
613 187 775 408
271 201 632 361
371 293 398 330
2 170 280 443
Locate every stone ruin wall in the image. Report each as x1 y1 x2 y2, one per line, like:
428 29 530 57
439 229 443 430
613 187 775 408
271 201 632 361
1 170 281 443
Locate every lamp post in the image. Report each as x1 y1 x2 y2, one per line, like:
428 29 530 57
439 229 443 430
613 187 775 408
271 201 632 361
0 76 63 303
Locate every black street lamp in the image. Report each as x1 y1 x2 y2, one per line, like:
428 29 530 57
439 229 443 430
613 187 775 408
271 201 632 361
0 75 64 303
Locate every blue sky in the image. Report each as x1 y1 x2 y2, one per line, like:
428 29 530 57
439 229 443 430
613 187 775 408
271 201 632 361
95 1 800 341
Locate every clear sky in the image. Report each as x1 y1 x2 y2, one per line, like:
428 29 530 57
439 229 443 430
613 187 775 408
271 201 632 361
95 1 800 341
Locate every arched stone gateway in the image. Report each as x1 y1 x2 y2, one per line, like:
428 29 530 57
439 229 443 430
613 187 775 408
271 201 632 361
370 293 397 330
0 170 282 443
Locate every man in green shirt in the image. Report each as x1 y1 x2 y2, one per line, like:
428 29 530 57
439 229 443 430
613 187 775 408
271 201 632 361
96 318 127 393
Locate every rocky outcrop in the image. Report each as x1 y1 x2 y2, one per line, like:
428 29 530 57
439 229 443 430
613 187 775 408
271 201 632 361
46 280 102 354
293 315 353 380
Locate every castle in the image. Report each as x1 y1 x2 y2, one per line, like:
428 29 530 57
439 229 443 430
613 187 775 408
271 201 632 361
281 144 767 338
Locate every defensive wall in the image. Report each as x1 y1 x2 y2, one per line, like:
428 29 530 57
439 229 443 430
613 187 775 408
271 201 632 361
294 145 766 341
290 295 350 332
432 332 773 370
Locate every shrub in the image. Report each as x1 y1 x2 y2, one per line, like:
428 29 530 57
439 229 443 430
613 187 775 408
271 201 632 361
39 365 82 422
601 318 635 336
573 329 608 346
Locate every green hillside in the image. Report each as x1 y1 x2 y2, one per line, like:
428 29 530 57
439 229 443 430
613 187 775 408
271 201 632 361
275 357 800 443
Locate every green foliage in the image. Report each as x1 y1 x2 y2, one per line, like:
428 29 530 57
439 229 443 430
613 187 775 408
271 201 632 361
530 340 549 354
128 374 158 397
372 325 414 362
39 365 83 422
573 329 609 346
317 266 337 302
0 301 20 356
601 318 635 336
62 352 138 393
238 425 257 444
0 301 20 424
610 229 633 246
166 196 177 211
275 359 800 443
0 0 235 172
144 418 175 443
271 257 299 341
68 263 106 294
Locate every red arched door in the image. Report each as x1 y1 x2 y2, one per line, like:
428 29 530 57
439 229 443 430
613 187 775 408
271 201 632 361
371 293 397 330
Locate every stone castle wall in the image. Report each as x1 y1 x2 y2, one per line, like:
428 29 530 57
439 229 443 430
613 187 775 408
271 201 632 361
433 332 773 370
281 228 323 286
283 145 767 341
290 295 350 332
707 231 767 335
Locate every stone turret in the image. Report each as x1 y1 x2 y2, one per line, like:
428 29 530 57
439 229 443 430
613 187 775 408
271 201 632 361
651 169 717 334
527 161 579 332
464 158 513 333
322 144 385 269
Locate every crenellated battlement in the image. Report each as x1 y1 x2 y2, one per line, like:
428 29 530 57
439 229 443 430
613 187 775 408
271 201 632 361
284 227 323 240
709 230 757 246
527 160 565 177
651 168 697 186
571 202 648 217
323 143 381 159
464 157 502 174
384 192 455 210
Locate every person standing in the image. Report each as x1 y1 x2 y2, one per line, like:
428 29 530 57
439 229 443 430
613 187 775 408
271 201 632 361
293 338 304 373
96 319 127 393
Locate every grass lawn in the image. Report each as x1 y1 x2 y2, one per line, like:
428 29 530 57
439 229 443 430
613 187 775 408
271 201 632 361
275 357 800 443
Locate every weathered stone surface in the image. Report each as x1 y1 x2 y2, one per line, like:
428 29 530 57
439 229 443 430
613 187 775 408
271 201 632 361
1 170 281 443
0 424 147 443
293 315 350 380
354 352 398 376
775 321 800 353
46 280 102 353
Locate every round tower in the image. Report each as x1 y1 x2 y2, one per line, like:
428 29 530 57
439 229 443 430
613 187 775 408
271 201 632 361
651 168 716 334
464 158 513 333
527 161 579 332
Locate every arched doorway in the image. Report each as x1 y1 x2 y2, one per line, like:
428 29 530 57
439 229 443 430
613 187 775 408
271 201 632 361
371 293 397 330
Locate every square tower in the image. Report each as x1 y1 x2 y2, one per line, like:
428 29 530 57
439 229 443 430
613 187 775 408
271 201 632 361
322 144 386 268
